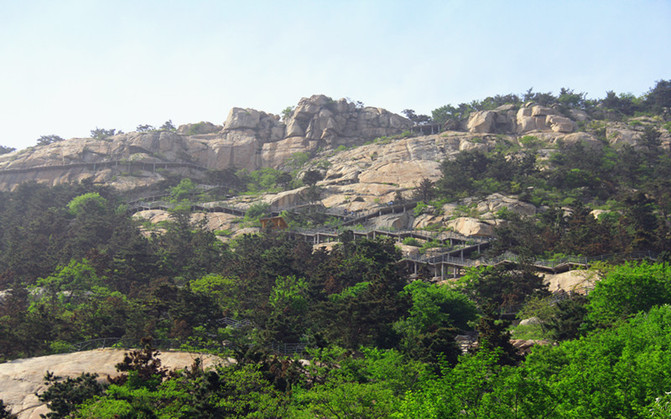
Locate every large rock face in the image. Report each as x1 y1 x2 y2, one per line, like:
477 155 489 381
0 95 412 192
0 349 225 419
465 103 575 135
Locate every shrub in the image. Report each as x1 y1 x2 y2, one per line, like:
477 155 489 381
0 145 15 155
413 202 429 217
402 237 420 247
67 192 108 216
281 106 295 121
287 152 310 170
519 135 541 149
90 128 120 140
245 202 271 221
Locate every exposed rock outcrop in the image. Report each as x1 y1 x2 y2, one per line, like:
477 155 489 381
543 270 599 294
447 217 495 237
0 95 412 191
0 349 225 419
465 103 575 135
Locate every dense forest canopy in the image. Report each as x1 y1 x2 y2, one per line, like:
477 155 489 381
1 81 671 417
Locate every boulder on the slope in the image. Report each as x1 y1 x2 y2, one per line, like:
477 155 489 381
554 132 601 148
606 125 640 146
177 121 222 135
285 95 412 148
543 270 598 294
475 193 536 218
261 187 309 208
368 211 414 230
0 349 225 419
447 217 495 237
515 104 574 134
466 107 518 134
133 210 241 234
467 111 497 133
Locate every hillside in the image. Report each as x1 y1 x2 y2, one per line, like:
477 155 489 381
1 82 671 417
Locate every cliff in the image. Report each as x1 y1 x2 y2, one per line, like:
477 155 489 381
0 95 411 191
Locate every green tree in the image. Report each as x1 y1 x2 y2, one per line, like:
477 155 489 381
585 262 671 329
189 274 239 312
276 171 293 189
0 145 15 155
267 275 310 342
90 128 120 140
624 192 660 250
457 263 548 316
37 371 104 418
245 202 271 221
645 79 671 111
281 106 295 121
402 109 431 125
546 293 588 341
168 178 195 202
302 169 323 186
136 124 155 132
159 120 176 131
36 135 64 146
413 178 435 203
67 192 107 216
393 281 477 366
0 399 15 419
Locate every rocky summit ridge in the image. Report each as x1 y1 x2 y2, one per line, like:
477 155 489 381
0 95 410 191
0 94 666 197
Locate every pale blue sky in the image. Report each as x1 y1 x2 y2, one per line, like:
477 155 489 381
1 0 670 149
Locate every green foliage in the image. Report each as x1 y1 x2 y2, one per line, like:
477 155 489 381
438 149 536 198
32 259 101 300
245 202 271 222
393 349 507 418
396 305 671 417
401 237 420 246
67 192 107 216
457 263 548 315
281 106 295 121
413 177 435 203
90 128 120 140
663 121 671 134
413 201 429 217
168 178 195 202
0 145 16 155
135 124 155 132
518 135 542 149
37 135 65 146
646 79 671 111
189 274 238 311
328 281 371 302
286 151 310 170
335 144 348 152
301 169 323 186
159 120 176 131
75 357 283 418
292 347 427 418
419 239 444 253
0 400 15 419
585 262 671 329
269 275 309 313
394 281 477 366
38 371 104 418
237 167 293 193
